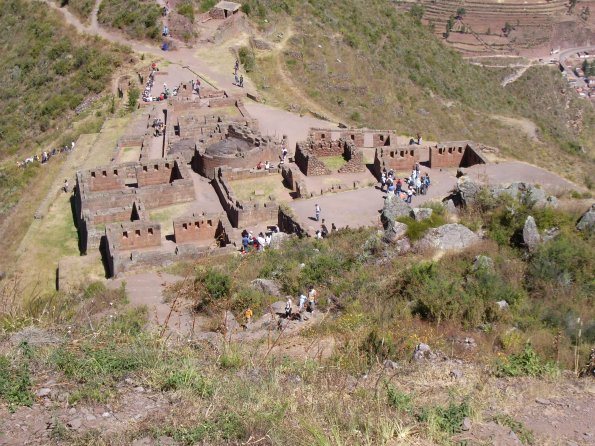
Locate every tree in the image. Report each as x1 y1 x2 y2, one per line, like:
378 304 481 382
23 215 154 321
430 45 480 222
503 22 514 36
409 4 424 25
127 87 140 112
456 7 466 18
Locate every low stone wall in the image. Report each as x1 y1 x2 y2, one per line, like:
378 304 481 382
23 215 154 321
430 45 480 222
295 139 364 176
373 146 420 177
428 142 487 169
278 207 309 237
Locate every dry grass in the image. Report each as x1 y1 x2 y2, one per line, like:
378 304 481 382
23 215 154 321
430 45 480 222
228 175 293 203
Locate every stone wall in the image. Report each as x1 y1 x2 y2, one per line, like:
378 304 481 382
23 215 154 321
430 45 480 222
212 167 279 228
339 131 364 147
87 167 126 192
173 212 222 244
309 128 394 148
135 159 181 187
338 143 366 174
373 147 419 177
106 221 162 252
295 139 364 176
428 142 487 169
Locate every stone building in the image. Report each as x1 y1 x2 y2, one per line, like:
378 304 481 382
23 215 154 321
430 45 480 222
373 146 420 177
193 124 282 179
294 138 365 176
209 1 241 19
428 141 487 169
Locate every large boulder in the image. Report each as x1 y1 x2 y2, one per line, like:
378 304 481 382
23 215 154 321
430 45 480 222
411 207 433 221
522 216 541 252
576 203 595 233
381 196 412 229
251 278 281 296
382 221 408 243
456 176 483 206
416 224 480 252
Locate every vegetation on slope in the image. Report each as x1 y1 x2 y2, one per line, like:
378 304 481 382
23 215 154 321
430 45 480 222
57 0 95 20
98 0 163 40
239 0 594 185
0 195 592 444
0 0 130 220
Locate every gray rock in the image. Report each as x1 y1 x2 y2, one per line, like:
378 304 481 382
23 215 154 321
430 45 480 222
576 203 595 233
535 398 551 405
473 255 494 271
383 359 399 369
134 386 145 393
68 408 77 415
445 199 458 215
416 224 480 252
269 301 287 315
462 417 471 431
542 226 560 242
496 300 509 310
251 278 281 296
450 368 463 379
68 418 83 430
383 221 408 243
36 388 51 398
223 311 239 331
523 216 541 252
456 176 483 206
395 237 412 255
412 343 433 361
85 414 97 421
381 196 413 230
411 207 433 221
545 196 559 208
269 232 291 249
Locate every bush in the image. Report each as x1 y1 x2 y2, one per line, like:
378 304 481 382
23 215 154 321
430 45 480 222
159 365 212 397
495 345 559 377
418 399 471 437
194 268 231 309
127 86 140 111
386 384 413 413
177 1 194 22
238 46 255 72
0 343 34 412
493 414 535 445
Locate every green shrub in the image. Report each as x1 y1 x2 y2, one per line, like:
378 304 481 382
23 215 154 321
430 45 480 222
418 399 471 436
159 365 212 397
397 209 446 241
194 268 231 309
495 345 559 377
238 46 255 72
0 343 34 412
360 329 396 364
199 0 217 13
386 384 413 413
176 1 194 22
241 4 251 15
493 414 535 445
127 86 140 111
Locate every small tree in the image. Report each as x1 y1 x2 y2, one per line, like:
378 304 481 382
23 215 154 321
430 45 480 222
456 7 466 18
409 4 424 25
127 87 140 112
503 22 514 36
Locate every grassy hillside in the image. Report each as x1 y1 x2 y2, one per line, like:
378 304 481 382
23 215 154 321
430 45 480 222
240 0 594 186
0 0 130 220
98 0 163 40
55 0 95 21
0 196 593 444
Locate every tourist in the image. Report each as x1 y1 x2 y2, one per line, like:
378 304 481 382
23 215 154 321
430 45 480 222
257 161 263 170
234 73 239 85
315 230 323 239
63 179 69 193
243 307 253 328
257 232 266 251
406 186 414 204
396 178 402 195
315 204 321 221
387 182 395 197
321 219 329 238
331 223 337 233
241 233 250 252
265 160 270 170
416 133 422 145
239 75 244 88
281 146 288 163
415 162 420 174
264 232 272 246
234 59 239 75
285 297 293 318
71 141 75 151
307 285 317 315
415 176 422 195
424 173 431 191
380 173 386 191
298 293 307 313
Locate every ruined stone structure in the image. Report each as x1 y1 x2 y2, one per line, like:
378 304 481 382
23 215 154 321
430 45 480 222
173 212 225 245
193 124 282 179
428 141 487 169
209 1 241 19
74 158 195 252
373 146 420 177
212 167 279 228
294 138 365 176
104 220 234 277
309 128 394 148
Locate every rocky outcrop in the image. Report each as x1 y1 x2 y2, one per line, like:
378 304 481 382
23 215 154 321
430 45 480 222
251 278 281 296
381 197 412 228
411 207 433 221
382 221 408 243
416 224 480 252
576 203 595 233
522 216 541 253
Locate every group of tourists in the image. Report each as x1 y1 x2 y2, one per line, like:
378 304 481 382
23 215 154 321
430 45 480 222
380 163 431 204
16 141 75 168
233 59 244 87
142 66 158 102
152 117 165 137
242 285 319 330
240 226 279 254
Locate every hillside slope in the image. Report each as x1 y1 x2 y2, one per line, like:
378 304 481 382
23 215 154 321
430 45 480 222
241 0 594 185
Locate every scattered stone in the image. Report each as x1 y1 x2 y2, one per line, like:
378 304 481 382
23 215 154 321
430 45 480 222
523 216 541 252
449 336 477 349
542 226 560 242
496 300 509 310
251 278 281 296
383 359 399 370
102 412 110 417
473 255 494 271
10 327 62 346
394 237 412 255
545 195 559 208
535 398 551 405
85 414 97 422
134 386 145 393
68 408 77 415
383 221 408 243
450 368 463 379
68 418 83 430
35 388 51 398
576 203 595 233
411 207 433 221
462 417 472 431
416 224 480 252
445 199 458 215
412 343 433 361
